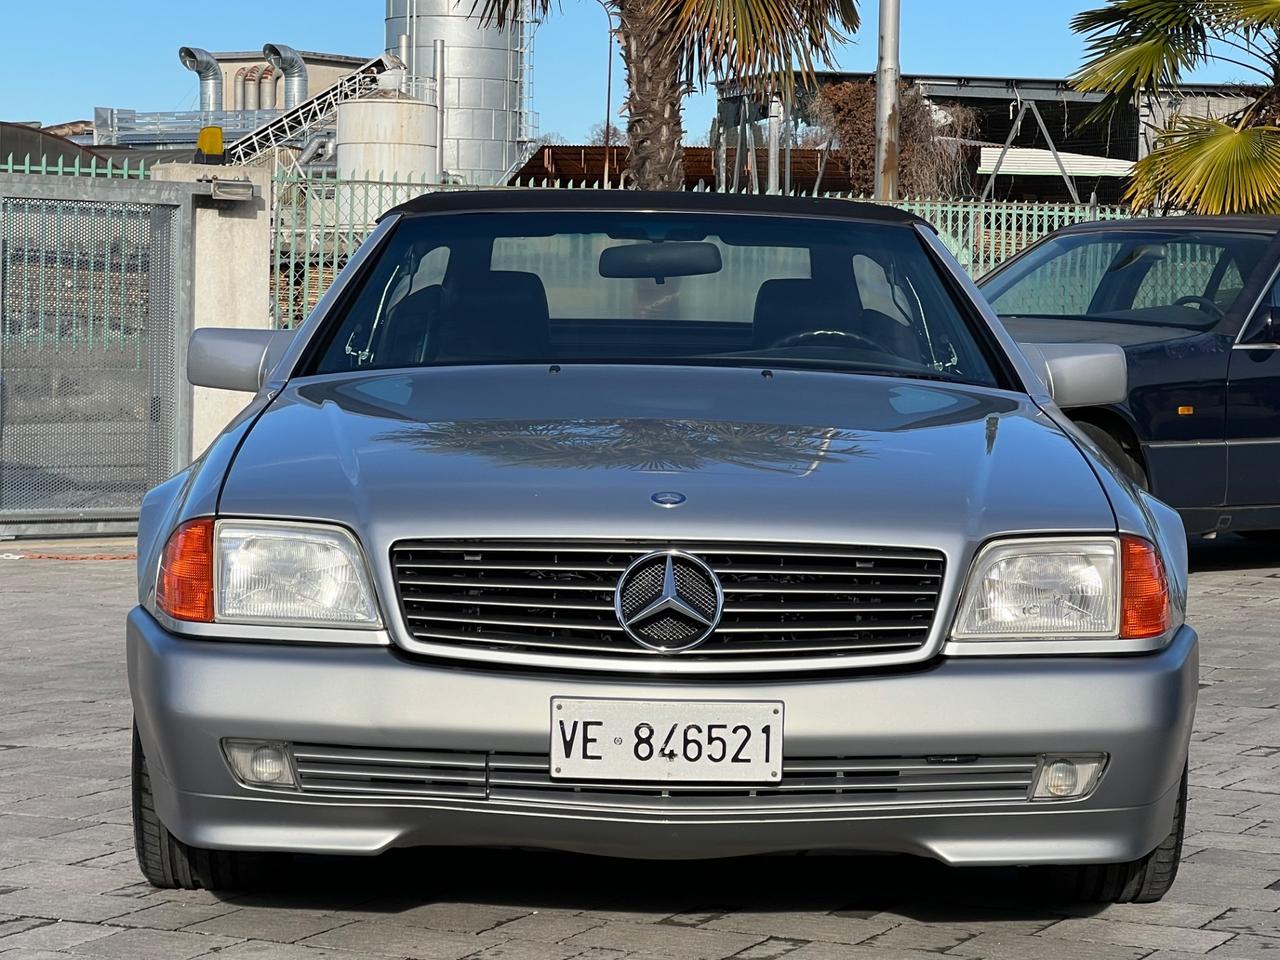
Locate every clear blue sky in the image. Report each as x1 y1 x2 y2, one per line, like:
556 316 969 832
0 0 1248 141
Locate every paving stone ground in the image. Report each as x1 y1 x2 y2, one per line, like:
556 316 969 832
3 535 1280 959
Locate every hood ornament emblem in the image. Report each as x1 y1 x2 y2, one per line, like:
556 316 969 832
651 491 687 507
614 550 723 652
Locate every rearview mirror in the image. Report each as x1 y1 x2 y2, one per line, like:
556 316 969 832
1017 342 1128 408
188 328 296 392
599 241 722 280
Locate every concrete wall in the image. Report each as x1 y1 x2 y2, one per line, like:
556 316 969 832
150 163 272 459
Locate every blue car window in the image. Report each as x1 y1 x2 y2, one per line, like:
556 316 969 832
983 230 1271 329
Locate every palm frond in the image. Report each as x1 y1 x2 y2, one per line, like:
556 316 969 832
652 0 859 96
1126 115 1280 213
378 418 869 473
1224 0 1280 31
1070 0 1209 121
470 0 554 30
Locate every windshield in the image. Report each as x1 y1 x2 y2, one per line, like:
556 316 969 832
309 211 1001 387
981 229 1271 330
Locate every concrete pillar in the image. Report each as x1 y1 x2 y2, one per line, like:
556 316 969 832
149 163 273 459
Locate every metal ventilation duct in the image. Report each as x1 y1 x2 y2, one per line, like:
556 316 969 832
244 66 261 111
259 65 277 110
264 44 309 111
179 47 223 113
233 67 248 112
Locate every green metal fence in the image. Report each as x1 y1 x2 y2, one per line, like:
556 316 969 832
893 197 1132 276
270 170 1136 327
272 170 443 328
0 154 151 180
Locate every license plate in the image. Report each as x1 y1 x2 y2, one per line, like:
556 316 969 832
550 698 783 783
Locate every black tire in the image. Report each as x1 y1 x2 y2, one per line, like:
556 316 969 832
1075 422 1149 491
132 723 264 890
1062 767 1187 904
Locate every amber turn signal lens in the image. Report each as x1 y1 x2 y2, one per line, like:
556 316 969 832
157 518 215 622
1120 535 1169 639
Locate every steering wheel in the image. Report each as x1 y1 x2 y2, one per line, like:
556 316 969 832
771 329 886 352
1173 295 1226 321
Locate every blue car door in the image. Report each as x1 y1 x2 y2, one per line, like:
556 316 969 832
1227 272 1280 506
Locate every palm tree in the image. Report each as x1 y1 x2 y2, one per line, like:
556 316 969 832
479 0 859 189
1071 0 1280 214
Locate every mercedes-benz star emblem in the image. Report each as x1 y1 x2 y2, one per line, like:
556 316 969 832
651 491 687 507
614 550 724 652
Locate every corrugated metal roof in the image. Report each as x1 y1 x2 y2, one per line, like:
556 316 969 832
977 146 1133 178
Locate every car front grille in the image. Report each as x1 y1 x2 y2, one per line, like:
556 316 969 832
290 743 1037 812
390 539 945 665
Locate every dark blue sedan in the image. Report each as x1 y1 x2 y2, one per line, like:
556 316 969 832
980 217 1280 538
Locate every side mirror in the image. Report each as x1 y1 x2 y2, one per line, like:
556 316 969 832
1017 342 1128 409
187 328 296 392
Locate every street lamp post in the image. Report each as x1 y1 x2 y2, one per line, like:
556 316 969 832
874 0 901 202
593 0 616 187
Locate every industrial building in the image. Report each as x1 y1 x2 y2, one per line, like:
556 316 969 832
714 72 1250 202
73 1 537 185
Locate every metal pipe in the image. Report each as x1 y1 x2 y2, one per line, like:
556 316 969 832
873 0 901 201
398 34 410 93
298 134 334 166
766 95 781 195
178 47 224 113
243 65 261 111
264 44 309 110
233 67 247 112
433 39 446 182
592 0 615 187
258 65 277 110
784 96 792 194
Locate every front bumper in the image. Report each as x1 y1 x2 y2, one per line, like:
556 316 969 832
127 608 1197 866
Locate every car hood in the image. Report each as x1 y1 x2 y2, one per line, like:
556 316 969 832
1001 315 1199 348
219 365 1114 551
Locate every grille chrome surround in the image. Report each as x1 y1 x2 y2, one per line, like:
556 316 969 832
290 744 1038 812
390 539 946 673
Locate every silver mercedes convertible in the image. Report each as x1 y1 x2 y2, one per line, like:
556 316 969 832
128 191 1196 902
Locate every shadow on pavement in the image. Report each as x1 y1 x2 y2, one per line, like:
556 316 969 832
215 847 1103 922
1189 532 1280 573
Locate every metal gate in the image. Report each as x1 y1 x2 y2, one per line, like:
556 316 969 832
0 176 194 536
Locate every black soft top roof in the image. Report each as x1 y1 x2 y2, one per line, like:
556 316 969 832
382 189 930 227
1054 215 1280 234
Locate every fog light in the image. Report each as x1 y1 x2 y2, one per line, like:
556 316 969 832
1033 754 1105 799
222 739 295 788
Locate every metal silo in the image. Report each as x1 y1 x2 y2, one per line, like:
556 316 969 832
385 0 535 184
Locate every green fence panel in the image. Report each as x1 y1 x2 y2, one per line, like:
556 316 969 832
266 169 1139 327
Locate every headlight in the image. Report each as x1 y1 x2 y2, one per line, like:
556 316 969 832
953 538 1118 639
157 518 381 628
216 521 381 626
952 536 1169 641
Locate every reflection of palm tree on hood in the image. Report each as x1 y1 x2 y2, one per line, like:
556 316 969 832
376 418 871 474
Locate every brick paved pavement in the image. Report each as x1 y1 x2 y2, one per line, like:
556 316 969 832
2 536 1280 959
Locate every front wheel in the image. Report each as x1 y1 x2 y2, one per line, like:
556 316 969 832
1056 767 1186 903
132 724 266 890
